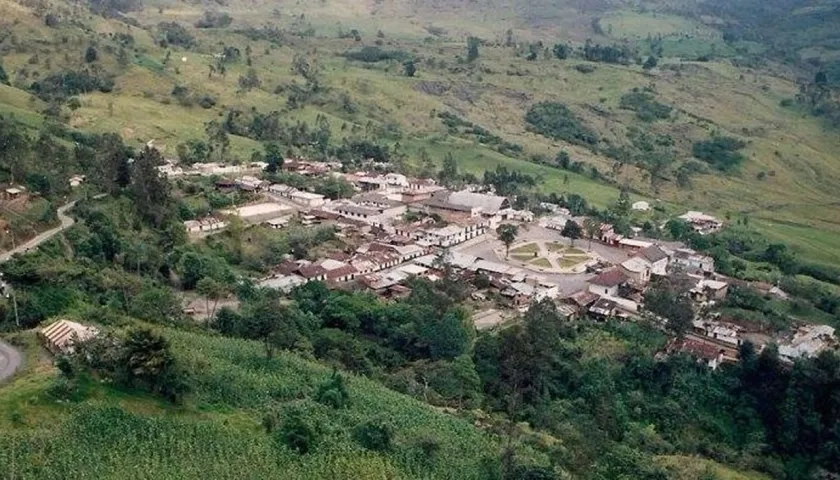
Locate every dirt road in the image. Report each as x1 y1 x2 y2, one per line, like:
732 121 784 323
0 201 76 263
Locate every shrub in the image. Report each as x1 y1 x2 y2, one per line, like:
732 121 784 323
195 11 232 28
279 414 318 454
198 94 217 109
355 419 393 451
31 70 115 101
619 91 672 121
158 22 195 48
692 135 746 171
343 46 409 63
314 371 350 408
525 102 598 146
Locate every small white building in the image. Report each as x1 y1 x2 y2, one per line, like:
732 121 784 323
632 201 650 211
289 191 327 208
620 257 652 285
223 203 294 224
184 217 228 233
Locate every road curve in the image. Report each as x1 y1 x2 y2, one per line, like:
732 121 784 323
0 201 76 263
0 201 75 383
0 338 22 383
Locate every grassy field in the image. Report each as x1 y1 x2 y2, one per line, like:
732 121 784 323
0 0 838 264
0 327 501 479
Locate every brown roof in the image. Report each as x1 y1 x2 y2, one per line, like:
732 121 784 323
299 265 327 279
638 245 668 263
589 269 629 287
275 260 300 276
670 338 724 361
566 290 600 307
326 265 358 280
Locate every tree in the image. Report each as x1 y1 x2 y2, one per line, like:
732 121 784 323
552 43 569 60
645 285 694 337
0 62 8 85
238 68 261 91
497 223 519 258
315 370 350 408
119 328 188 403
264 143 284 173
205 120 230 161
467 36 480 62
85 45 98 63
130 146 172 227
584 217 600 249
421 308 474 360
642 55 658 71
561 220 582 246
403 60 417 77
196 276 226 322
439 152 459 185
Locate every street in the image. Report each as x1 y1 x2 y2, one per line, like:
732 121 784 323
455 224 631 296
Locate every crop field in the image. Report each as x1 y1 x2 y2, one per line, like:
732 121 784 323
0 328 500 479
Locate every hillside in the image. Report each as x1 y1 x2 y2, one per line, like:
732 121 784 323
0 0 838 264
0 328 501 479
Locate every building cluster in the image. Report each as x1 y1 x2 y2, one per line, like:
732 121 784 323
167 158 836 369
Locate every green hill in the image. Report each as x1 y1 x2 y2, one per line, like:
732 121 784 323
0 0 839 263
0 328 500 479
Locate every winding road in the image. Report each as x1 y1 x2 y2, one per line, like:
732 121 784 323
0 201 76 383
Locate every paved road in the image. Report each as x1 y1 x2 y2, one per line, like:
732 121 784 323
454 224 632 296
0 201 76 263
0 339 22 383
0 201 75 383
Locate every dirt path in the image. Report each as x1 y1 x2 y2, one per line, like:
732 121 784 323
0 201 76 263
0 339 22 383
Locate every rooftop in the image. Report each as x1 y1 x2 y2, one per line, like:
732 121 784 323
589 269 629 287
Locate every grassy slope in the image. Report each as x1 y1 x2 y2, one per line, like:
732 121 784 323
0 328 499 479
0 0 838 263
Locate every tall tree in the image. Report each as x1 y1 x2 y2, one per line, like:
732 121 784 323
403 60 417 77
497 223 519 259
130 146 171 227
264 143 284 173
584 217 600 249
439 152 459 185
466 36 480 62
561 220 582 246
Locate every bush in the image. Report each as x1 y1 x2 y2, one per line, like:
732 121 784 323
692 135 746 171
31 70 115 101
195 11 232 28
343 46 410 63
158 22 195 48
198 94 217 109
575 64 596 74
279 414 318 454
314 371 350 408
355 419 393 451
619 91 672 121
525 102 599 146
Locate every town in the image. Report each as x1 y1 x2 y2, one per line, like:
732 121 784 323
156 156 836 370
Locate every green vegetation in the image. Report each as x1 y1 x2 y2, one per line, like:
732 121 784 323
619 90 672 122
692 135 747 171
524 102 598 146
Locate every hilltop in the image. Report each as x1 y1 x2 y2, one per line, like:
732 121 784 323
0 0 838 265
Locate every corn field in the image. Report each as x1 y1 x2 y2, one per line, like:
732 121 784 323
0 328 501 479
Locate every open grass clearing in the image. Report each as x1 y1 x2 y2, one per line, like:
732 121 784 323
510 243 540 255
529 257 552 268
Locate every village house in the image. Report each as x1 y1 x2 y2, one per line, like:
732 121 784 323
617 238 654 253
665 337 727 370
69 175 86 188
262 216 290 229
631 201 650 211
563 289 600 317
269 183 297 197
779 325 837 363
259 274 307 292
587 269 630 297
289 190 327 208
620 257 652 286
222 203 295 224
39 319 99 354
184 216 228 233
678 211 724 235
671 248 716 275
636 245 669 276
689 278 729 303
236 175 268 192
692 319 742 348
420 190 511 227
